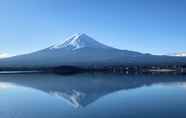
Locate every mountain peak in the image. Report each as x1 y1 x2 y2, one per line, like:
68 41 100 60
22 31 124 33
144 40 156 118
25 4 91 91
50 33 111 50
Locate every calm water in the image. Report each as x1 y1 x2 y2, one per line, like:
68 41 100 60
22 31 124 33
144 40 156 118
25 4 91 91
0 73 186 118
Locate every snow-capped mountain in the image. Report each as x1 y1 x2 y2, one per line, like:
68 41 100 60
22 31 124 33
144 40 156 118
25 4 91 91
49 33 112 50
0 33 186 69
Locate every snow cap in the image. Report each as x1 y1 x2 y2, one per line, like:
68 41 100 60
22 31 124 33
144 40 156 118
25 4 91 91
50 33 110 50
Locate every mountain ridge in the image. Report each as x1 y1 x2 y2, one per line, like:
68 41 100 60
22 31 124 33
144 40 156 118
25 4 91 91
0 33 186 71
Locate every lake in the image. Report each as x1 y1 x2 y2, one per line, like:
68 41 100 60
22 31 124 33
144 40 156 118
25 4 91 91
0 73 186 118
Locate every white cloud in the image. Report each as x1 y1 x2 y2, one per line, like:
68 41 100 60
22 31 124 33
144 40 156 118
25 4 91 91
0 52 9 58
0 82 14 91
175 52 186 57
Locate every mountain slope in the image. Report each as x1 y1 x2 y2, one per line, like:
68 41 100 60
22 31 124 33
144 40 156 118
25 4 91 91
0 33 186 69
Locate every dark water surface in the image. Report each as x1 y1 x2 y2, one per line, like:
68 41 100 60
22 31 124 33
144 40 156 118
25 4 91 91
0 73 186 118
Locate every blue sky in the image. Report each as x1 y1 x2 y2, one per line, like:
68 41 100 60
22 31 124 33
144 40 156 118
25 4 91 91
0 0 186 55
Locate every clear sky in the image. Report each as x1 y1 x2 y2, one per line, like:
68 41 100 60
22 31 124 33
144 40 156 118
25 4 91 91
0 0 186 55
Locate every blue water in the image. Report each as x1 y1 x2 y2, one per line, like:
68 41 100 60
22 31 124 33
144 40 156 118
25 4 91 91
0 73 186 118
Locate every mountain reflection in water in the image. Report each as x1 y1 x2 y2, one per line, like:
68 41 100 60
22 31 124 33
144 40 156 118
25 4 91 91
0 73 186 118
0 73 186 108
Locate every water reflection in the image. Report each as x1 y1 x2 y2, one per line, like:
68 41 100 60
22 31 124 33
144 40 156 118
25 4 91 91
0 82 14 90
0 73 186 108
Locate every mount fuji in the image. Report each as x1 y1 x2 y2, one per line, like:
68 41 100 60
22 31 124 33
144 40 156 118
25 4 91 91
0 33 186 71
